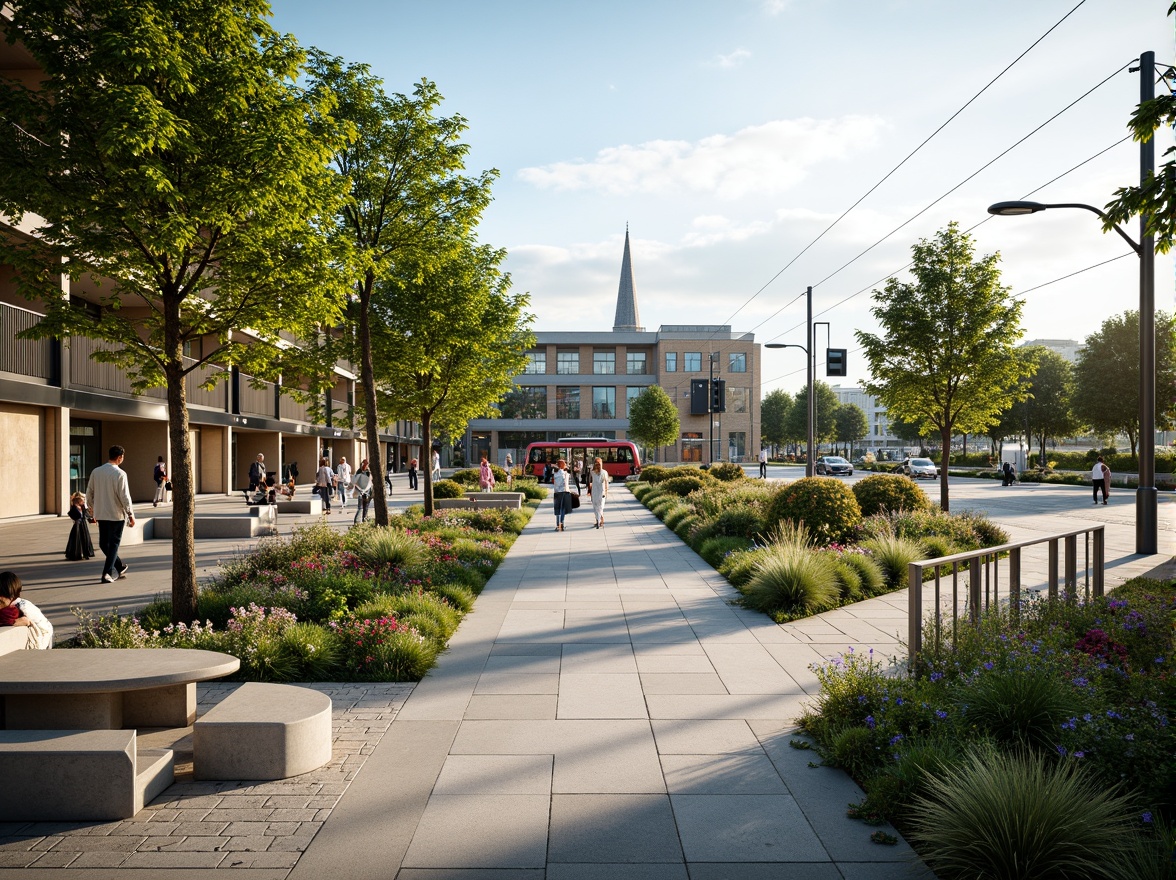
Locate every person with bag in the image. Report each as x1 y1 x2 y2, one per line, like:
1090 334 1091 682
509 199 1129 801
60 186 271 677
152 455 169 507
588 457 609 529
352 459 373 524
479 455 495 491
336 456 352 510
315 456 334 514
407 457 419 490
552 458 573 532
1091 456 1110 505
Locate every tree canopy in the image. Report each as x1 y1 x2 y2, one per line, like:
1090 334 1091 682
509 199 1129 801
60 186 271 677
626 386 680 460
0 0 348 620
1073 310 1176 458
760 389 791 451
1017 347 1081 464
834 403 869 456
784 381 841 450
856 223 1032 510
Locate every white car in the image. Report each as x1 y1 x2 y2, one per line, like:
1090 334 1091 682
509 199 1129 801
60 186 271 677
901 457 938 479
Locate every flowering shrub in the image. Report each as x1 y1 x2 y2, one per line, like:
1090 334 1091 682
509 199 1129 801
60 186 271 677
331 616 436 681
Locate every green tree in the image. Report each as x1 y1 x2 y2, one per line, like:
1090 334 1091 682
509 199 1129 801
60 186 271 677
785 381 841 453
0 1 347 620
626 386 680 462
308 55 495 525
857 223 1032 510
375 240 533 515
1073 310 1176 459
760 389 792 453
1016 347 1082 464
834 403 869 458
988 348 1039 458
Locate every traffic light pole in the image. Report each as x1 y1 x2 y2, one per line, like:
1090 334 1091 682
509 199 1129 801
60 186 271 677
709 352 717 466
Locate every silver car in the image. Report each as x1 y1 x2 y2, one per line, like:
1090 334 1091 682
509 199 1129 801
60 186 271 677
901 457 938 479
815 455 853 476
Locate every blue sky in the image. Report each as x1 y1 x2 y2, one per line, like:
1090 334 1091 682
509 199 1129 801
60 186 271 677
272 0 1174 393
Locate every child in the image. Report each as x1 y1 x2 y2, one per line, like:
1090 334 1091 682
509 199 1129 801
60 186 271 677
0 571 53 649
65 491 95 561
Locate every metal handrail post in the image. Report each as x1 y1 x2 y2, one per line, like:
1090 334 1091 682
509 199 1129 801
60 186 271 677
908 561 924 664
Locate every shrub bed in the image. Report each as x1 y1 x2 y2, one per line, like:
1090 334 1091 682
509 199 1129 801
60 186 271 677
67 507 534 682
852 473 931 517
767 477 861 544
798 576 1176 875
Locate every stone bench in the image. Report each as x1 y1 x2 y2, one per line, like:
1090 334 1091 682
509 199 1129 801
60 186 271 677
0 730 173 820
194 682 332 781
153 514 274 539
0 625 30 656
435 492 524 511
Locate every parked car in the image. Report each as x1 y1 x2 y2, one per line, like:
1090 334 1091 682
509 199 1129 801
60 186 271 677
815 455 854 476
900 457 938 479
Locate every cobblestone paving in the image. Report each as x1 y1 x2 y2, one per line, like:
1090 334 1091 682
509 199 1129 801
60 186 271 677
0 682 414 870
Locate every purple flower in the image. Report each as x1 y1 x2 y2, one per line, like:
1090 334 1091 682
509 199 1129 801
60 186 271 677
865 716 876 729
935 709 948 720
1142 812 1153 824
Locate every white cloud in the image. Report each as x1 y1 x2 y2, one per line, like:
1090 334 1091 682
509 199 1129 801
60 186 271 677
518 116 887 200
761 0 791 14
708 48 751 68
680 214 776 247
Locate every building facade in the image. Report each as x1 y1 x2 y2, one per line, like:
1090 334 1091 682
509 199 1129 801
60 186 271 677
466 231 761 467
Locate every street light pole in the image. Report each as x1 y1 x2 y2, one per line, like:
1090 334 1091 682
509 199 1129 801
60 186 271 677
766 285 816 477
986 48 1158 555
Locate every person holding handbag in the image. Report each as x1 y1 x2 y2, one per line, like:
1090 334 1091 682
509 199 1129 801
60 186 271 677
152 456 168 507
588 457 609 529
315 456 334 514
552 458 573 532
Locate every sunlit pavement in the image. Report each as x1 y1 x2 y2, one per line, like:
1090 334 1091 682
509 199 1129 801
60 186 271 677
1 471 1171 877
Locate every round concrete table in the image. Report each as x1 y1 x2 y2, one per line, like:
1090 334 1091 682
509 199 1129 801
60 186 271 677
0 649 240 730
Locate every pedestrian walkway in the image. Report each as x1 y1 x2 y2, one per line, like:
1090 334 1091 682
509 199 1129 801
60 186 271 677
289 490 932 879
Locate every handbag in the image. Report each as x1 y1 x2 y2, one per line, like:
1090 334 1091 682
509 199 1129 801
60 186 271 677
569 491 581 509
164 480 173 491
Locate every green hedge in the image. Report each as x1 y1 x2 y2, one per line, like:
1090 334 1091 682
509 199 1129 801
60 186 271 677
767 477 862 544
852 474 931 517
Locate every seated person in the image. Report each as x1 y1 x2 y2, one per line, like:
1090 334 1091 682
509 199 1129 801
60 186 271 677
0 602 18 626
277 476 297 499
245 478 270 505
0 571 53 649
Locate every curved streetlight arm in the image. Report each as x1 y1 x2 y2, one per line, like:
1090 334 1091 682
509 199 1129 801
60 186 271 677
764 343 807 354
987 200 1142 255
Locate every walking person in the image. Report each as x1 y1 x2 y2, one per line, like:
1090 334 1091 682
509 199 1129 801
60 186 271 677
86 445 135 584
504 453 513 488
336 456 352 510
248 453 266 493
152 455 168 507
758 447 769 479
352 459 373 524
572 457 583 488
1001 461 1015 487
315 456 334 514
431 449 441 481
588 456 609 529
479 455 495 491
65 491 95 561
552 458 571 532
1091 456 1110 505
407 457 419 490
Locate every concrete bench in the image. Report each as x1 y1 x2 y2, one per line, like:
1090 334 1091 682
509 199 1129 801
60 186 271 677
0 730 173 820
435 493 524 511
154 514 274 539
0 625 30 656
270 497 323 515
194 682 332 781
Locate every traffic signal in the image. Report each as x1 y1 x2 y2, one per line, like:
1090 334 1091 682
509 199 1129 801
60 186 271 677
711 379 726 413
690 379 710 415
826 348 847 377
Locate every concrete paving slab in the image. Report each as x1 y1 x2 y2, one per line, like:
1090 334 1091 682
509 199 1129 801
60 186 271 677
547 794 682 863
432 755 553 796
671 793 829 863
556 673 648 719
661 752 790 794
546 864 688 880
401 795 550 869
462 695 558 720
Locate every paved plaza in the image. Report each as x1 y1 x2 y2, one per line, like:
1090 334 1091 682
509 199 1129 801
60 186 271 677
0 472 1172 878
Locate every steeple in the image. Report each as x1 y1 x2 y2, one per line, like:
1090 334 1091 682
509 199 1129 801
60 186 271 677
612 225 643 332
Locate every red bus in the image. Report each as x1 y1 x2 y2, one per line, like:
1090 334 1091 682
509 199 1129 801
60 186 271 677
524 438 642 483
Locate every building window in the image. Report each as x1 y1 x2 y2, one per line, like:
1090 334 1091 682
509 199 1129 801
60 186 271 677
593 351 616 374
664 352 677 372
557 351 579 374
499 387 547 419
626 352 647 375
592 387 616 419
681 432 703 463
685 352 702 372
728 432 746 460
625 386 643 416
728 352 747 373
729 386 749 414
556 386 580 419
523 352 546 374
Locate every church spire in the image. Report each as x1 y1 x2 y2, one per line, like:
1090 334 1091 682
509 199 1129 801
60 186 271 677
612 226 643 332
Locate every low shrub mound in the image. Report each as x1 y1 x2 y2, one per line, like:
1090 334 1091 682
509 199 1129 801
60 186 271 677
852 473 931 517
659 474 710 497
706 462 746 482
431 479 464 498
451 464 509 486
860 533 924 587
768 477 862 544
692 504 768 543
741 543 839 620
639 465 673 483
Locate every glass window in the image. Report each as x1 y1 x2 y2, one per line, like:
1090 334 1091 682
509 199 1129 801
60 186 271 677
523 351 546 374
592 387 616 419
728 432 747 460
625 386 643 416
498 387 547 419
664 352 677 372
593 351 616 374
684 352 702 372
681 432 703 463
557 351 579 374
556 386 580 419
728 352 747 373
729 386 749 414
626 352 647 375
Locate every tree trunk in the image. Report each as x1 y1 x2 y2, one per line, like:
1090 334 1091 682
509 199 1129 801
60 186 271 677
421 412 434 517
164 311 197 622
356 272 388 526
939 425 951 512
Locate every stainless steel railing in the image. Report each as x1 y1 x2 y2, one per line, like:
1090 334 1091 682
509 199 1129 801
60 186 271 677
908 524 1105 664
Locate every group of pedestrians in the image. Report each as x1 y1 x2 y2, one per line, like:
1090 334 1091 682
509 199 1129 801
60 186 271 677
550 456 609 531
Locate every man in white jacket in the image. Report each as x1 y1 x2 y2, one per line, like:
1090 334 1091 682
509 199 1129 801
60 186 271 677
86 445 136 584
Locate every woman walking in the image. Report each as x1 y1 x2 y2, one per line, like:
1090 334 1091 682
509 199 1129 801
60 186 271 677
588 457 609 529
552 458 571 531
479 455 495 491
315 456 334 514
352 459 373 524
